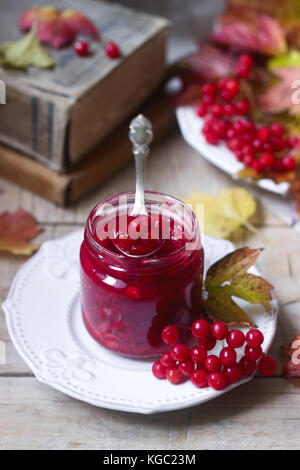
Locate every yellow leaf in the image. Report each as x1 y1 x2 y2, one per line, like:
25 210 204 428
0 25 54 69
183 187 257 239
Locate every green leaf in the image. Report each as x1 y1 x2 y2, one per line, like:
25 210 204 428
0 26 54 70
204 247 273 325
268 50 300 68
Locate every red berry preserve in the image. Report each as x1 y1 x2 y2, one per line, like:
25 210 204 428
80 191 204 358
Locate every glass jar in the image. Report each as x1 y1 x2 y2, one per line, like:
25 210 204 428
80 191 204 358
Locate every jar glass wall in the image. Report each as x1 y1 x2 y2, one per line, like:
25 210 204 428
80 191 204 358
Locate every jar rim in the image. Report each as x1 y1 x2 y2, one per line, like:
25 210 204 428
85 191 201 268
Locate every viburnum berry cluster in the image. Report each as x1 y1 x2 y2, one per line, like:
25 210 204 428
152 319 277 390
197 54 298 174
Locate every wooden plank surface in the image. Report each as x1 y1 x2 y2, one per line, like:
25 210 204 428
1 129 300 449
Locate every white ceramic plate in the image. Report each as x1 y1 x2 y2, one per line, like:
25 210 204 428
3 230 278 414
176 106 290 196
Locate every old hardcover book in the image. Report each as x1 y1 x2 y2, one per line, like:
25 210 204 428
0 88 175 206
0 0 169 172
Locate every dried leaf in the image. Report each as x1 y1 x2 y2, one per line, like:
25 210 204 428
184 188 256 239
0 208 42 255
0 25 54 69
283 334 300 377
19 6 99 49
204 247 273 325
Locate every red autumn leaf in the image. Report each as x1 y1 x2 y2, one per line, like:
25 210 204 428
259 67 300 116
19 6 99 49
171 43 238 106
211 14 287 56
0 208 42 255
177 43 238 82
283 334 300 377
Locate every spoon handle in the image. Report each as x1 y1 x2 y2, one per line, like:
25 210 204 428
129 114 153 216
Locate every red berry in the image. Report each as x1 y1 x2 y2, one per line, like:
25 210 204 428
237 54 254 78
191 369 208 388
241 144 252 155
262 141 272 152
245 345 262 361
287 136 299 148
167 367 183 384
202 94 215 105
199 334 217 351
224 78 240 96
126 286 141 299
211 321 228 340
257 126 270 142
272 159 285 172
270 122 284 137
233 120 247 134
73 41 89 57
251 160 264 173
191 319 210 338
178 360 194 376
208 371 227 390
211 103 224 117
239 54 254 70
221 90 235 102
152 360 167 379
220 347 237 366
226 127 236 140
160 352 176 368
260 152 275 168
243 154 255 167
224 103 236 117
105 42 120 58
204 355 221 373
236 100 250 115
225 363 243 383
202 82 217 95
252 138 262 152
234 150 243 161
271 136 286 151
197 104 207 117
245 329 264 348
190 345 207 364
161 325 179 345
228 137 243 152
258 355 276 376
218 77 228 90
282 156 296 171
239 356 257 376
171 343 190 362
226 329 245 348
204 133 219 145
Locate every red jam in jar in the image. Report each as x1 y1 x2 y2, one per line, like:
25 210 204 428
80 191 204 358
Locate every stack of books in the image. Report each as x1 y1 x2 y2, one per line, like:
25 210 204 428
0 0 173 205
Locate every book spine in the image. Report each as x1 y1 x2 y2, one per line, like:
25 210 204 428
0 80 72 173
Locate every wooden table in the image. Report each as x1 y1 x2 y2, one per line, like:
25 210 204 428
1 127 300 450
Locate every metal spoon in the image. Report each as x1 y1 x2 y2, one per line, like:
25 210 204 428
112 114 165 257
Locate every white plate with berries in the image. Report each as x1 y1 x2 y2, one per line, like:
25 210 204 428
176 105 290 197
175 59 298 197
3 230 278 414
